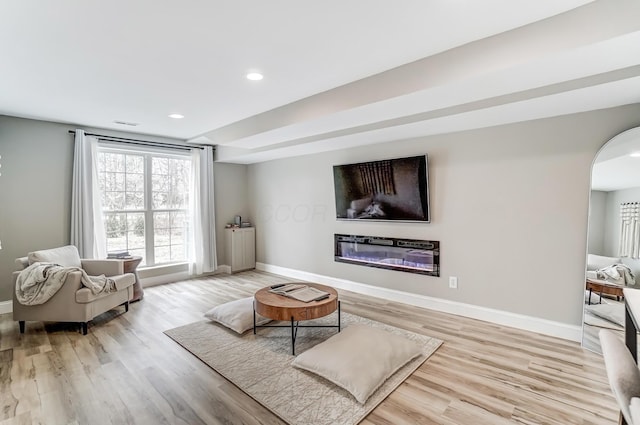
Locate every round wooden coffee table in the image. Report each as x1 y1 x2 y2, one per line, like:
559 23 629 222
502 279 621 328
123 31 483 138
253 283 340 355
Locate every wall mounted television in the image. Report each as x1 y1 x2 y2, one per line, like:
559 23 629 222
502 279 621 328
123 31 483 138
333 155 430 222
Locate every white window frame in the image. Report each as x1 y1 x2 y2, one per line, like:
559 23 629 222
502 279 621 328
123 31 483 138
97 144 192 267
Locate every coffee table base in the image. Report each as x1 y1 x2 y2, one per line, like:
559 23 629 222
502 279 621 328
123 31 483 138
253 301 341 355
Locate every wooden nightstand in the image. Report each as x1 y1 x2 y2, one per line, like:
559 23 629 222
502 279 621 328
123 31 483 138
123 256 143 302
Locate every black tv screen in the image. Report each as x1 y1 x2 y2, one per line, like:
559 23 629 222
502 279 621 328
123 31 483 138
333 155 430 222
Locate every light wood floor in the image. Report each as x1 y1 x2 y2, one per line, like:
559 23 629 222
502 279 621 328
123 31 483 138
0 270 619 424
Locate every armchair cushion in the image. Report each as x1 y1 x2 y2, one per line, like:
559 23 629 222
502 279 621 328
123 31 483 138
28 245 82 268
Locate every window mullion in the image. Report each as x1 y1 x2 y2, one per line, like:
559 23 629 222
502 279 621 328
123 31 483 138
144 154 154 266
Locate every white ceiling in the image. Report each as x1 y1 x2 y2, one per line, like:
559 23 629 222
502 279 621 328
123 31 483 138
1 0 640 167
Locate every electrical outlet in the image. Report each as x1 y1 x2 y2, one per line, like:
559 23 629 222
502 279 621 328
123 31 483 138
449 276 458 289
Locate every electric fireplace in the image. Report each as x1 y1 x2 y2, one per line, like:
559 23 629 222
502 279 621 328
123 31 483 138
334 234 440 276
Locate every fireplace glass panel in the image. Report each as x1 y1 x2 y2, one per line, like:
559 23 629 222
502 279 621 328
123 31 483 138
334 234 439 276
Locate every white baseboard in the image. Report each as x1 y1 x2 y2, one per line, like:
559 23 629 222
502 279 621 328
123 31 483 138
216 264 231 274
141 271 190 288
256 262 582 342
0 300 12 315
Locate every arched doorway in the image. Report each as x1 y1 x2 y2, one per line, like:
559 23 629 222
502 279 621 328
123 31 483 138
584 126 640 353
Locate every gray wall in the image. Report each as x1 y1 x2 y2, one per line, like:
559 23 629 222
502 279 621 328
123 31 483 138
247 105 640 326
603 187 640 279
0 115 248 301
0 117 75 301
587 190 607 255
213 162 250 266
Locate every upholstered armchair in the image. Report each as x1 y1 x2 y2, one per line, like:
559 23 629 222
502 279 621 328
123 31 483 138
12 245 135 335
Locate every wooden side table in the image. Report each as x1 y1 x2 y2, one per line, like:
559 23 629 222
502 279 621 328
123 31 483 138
123 256 143 302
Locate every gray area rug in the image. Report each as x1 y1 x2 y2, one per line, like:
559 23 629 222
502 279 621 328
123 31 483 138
164 311 442 425
585 301 625 329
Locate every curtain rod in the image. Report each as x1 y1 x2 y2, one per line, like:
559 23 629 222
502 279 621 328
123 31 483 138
68 130 207 151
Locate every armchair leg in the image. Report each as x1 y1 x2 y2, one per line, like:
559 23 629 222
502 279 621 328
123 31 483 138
81 322 88 335
19 321 25 334
124 300 129 313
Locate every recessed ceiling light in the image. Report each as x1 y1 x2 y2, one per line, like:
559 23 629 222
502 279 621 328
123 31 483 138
246 72 264 81
168 113 184 119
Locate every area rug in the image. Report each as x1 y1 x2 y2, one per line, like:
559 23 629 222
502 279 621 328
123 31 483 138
584 301 625 329
164 311 442 425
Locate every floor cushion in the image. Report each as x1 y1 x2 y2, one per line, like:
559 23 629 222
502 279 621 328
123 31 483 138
204 297 271 334
291 324 422 404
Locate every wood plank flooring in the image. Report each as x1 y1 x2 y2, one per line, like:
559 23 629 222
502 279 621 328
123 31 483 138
0 270 619 424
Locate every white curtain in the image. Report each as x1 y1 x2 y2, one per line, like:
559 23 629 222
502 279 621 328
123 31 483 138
619 202 640 259
189 145 217 275
70 130 107 258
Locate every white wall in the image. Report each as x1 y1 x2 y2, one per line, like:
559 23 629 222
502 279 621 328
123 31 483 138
603 187 640 279
587 190 607 255
247 105 640 327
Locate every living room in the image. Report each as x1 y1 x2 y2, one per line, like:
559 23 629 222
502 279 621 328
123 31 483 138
2 1 640 424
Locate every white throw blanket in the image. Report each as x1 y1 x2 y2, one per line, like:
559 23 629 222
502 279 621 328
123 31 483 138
16 262 115 305
595 263 635 286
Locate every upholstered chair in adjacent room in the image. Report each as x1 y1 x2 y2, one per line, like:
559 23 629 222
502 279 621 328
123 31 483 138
599 329 640 425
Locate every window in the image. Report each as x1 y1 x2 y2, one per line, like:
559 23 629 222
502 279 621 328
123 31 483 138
97 147 192 266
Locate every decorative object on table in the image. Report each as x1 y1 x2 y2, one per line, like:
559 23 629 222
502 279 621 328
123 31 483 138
107 250 132 259
164 311 442 425
234 215 242 226
268 283 330 302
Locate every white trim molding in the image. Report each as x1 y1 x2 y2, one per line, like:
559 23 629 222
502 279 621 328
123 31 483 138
256 262 582 342
140 265 232 288
140 271 190 288
216 264 232 274
0 300 12 315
